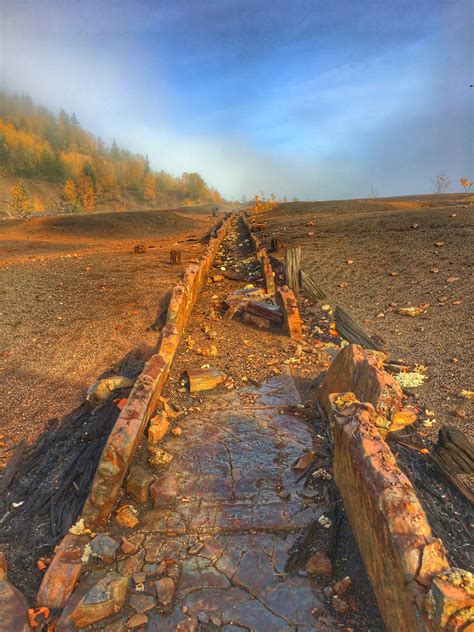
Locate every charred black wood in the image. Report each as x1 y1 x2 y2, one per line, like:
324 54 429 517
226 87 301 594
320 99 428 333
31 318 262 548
394 443 473 569
285 518 319 574
0 398 121 600
426 425 474 504
285 484 338 574
434 426 474 475
0 440 26 496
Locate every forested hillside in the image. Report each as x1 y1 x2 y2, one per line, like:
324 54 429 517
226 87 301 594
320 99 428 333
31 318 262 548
0 93 222 216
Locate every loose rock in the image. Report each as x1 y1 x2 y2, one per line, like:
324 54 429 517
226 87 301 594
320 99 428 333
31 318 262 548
306 552 332 576
126 465 154 504
148 447 173 467
129 593 157 613
115 505 139 529
186 366 226 392
89 534 120 564
155 577 175 611
150 473 178 506
127 612 148 628
332 595 350 614
333 576 352 595
148 411 170 445
68 573 128 628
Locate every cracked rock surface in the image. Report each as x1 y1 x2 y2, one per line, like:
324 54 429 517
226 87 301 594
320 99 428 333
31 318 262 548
140 373 335 630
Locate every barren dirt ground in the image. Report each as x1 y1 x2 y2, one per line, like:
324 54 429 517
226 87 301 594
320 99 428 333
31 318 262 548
0 208 217 456
0 196 470 629
260 194 473 441
53 217 383 631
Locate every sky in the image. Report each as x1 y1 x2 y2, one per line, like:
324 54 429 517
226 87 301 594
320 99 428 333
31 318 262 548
0 0 472 200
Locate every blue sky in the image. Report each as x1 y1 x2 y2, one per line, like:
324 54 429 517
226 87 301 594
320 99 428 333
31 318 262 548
1 0 472 199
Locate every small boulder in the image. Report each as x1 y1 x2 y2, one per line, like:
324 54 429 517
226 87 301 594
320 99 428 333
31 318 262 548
150 473 178 506
126 465 154 504
129 593 157 613
115 505 139 529
69 572 128 628
0 553 30 632
155 577 175 611
89 534 120 564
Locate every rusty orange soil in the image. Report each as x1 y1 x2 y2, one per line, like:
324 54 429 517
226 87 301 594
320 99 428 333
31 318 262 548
0 208 217 456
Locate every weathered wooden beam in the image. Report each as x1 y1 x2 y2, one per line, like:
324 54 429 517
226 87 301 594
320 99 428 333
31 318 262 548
285 246 301 297
334 305 385 352
246 300 283 323
242 312 271 330
300 269 326 301
276 285 303 340
270 238 284 253
170 250 182 265
420 426 474 504
429 455 474 505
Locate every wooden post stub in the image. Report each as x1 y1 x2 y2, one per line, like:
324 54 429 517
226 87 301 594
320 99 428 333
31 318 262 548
285 246 301 297
170 250 182 265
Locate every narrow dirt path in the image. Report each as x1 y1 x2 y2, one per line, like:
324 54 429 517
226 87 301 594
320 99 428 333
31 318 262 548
55 218 383 630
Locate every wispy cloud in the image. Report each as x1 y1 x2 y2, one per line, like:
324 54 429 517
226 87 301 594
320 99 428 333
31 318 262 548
0 0 471 199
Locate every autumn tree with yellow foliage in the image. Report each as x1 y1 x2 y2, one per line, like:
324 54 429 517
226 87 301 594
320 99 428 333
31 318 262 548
459 177 471 193
142 172 157 203
77 175 95 211
61 179 78 212
0 92 223 213
8 184 34 217
32 196 44 212
251 193 278 213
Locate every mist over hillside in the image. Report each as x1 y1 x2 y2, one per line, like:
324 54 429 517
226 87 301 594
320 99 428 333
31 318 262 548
0 92 222 216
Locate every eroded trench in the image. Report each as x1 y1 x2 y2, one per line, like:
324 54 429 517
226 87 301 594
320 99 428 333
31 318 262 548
37 217 385 631
0 216 388 631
